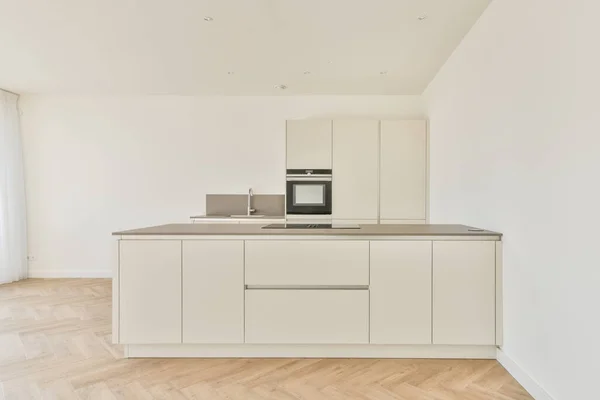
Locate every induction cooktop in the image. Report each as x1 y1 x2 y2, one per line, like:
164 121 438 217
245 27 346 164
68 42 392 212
261 223 361 229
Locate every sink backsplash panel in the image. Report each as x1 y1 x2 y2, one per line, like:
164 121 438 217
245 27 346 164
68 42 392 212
206 194 285 217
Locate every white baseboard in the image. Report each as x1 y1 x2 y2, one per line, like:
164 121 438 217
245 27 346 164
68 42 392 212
28 269 111 278
125 344 497 359
497 348 555 400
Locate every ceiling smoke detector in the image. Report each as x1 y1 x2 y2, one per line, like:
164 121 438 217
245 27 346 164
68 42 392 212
274 84 288 90
204 16 214 22
417 14 428 21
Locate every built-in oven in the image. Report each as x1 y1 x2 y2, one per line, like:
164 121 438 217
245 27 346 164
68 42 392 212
286 169 332 215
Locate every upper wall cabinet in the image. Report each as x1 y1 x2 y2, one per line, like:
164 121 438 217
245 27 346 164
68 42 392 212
286 120 332 169
332 120 379 220
380 120 427 221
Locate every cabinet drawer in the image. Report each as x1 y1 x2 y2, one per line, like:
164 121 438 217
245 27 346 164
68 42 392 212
245 240 369 285
245 290 368 344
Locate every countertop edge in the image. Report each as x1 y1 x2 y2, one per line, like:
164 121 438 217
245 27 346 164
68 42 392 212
112 223 502 237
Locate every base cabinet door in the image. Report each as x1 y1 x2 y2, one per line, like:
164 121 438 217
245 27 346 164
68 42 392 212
433 241 496 345
183 241 244 343
119 240 182 344
245 290 369 344
370 241 432 344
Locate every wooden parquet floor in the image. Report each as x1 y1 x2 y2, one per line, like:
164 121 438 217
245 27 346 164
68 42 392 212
0 279 532 400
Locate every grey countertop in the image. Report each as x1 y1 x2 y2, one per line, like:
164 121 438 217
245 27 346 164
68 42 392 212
190 215 285 220
113 223 502 237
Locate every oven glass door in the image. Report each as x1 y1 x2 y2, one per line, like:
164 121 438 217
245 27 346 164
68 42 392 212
286 180 332 214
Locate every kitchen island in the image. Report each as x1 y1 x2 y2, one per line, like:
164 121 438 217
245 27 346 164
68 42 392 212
112 224 502 359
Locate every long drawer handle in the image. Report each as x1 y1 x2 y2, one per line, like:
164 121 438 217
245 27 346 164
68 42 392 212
244 285 369 290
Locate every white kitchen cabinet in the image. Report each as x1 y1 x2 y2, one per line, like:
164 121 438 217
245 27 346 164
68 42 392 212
245 290 369 344
370 241 432 344
183 241 244 343
332 120 379 220
119 240 181 344
380 120 427 221
433 241 496 345
245 240 369 286
286 120 332 169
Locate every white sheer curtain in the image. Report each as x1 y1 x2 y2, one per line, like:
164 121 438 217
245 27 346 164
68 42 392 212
0 89 28 284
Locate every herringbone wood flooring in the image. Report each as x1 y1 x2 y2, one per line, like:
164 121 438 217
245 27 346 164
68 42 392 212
0 279 532 400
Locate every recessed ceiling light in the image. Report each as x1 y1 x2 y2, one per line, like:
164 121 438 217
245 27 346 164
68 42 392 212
303 71 311 75
418 14 428 21
204 16 214 22
274 84 287 90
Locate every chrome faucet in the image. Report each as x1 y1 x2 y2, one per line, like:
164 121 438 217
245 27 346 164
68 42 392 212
247 188 256 216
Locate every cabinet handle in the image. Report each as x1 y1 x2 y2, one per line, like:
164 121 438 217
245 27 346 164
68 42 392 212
244 285 368 290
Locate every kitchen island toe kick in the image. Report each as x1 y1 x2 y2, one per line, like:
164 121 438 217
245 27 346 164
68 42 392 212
112 224 502 359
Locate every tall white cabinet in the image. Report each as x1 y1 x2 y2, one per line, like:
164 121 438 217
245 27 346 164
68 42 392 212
332 120 379 222
286 120 332 169
380 120 428 223
287 119 428 223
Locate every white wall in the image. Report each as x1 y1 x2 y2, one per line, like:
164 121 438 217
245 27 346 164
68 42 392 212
425 1 599 399
20 95 424 277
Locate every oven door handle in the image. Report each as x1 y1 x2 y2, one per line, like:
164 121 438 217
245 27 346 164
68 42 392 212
286 177 332 182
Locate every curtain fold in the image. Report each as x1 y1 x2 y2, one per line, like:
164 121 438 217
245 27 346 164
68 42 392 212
0 89 28 284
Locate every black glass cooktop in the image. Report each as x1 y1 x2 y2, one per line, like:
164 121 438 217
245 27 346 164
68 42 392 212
261 223 360 229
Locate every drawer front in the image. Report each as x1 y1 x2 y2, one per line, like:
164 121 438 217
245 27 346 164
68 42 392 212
245 290 369 344
245 240 369 285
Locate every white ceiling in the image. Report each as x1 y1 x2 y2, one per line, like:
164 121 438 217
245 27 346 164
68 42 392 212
0 0 491 95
